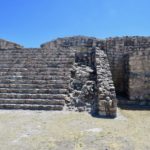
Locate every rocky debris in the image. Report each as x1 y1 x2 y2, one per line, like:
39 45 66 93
70 64 94 89
68 63 96 112
0 39 23 49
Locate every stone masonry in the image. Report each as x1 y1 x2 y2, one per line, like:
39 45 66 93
43 36 150 106
105 36 150 105
95 48 117 117
42 40 117 117
128 48 150 105
0 36 150 118
0 45 75 110
0 39 23 49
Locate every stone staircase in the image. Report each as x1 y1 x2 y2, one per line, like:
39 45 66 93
0 47 74 110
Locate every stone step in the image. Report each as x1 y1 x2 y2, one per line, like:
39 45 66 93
0 56 72 59
0 79 70 84
0 50 74 54
0 93 67 99
0 71 71 76
0 57 74 61
0 88 68 94
0 83 68 89
0 75 69 80
0 61 73 66
0 104 64 110
0 53 74 58
0 99 65 105
0 48 73 51
0 63 74 67
0 55 74 60
0 64 73 68
0 50 74 53
0 47 73 111
0 54 74 58
0 68 71 72
0 58 74 65
0 60 74 64
43 55 75 58
0 72 70 76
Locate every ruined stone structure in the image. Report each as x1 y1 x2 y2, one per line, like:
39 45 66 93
128 48 150 104
0 36 149 118
104 37 150 105
43 36 149 106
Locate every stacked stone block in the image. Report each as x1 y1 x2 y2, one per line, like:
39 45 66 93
128 48 150 105
0 35 149 116
41 36 99 49
41 36 150 106
105 36 150 104
95 48 117 117
0 47 75 110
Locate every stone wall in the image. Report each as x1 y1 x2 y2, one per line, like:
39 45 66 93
0 39 23 49
41 36 99 49
96 48 117 117
128 48 150 104
67 47 117 117
104 36 150 96
0 36 149 112
41 36 150 105
0 46 75 111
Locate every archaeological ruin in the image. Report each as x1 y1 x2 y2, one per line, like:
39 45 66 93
0 36 150 118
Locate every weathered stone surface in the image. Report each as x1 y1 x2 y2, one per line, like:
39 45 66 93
0 36 149 118
41 36 99 49
0 39 23 49
68 63 96 112
128 48 150 103
95 48 117 117
42 36 150 106
0 47 75 111
104 36 150 104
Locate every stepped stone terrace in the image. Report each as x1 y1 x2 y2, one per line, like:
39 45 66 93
0 36 150 118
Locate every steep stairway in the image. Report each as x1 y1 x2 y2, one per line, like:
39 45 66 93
0 48 74 110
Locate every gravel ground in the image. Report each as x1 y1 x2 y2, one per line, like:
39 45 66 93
0 108 149 150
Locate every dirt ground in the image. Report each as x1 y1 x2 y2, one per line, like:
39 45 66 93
0 108 149 150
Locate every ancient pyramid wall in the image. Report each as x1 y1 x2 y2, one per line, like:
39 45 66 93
0 40 75 110
42 36 150 105
0 36 149 117
42 37 117 117
128 48 150 105
105 36 150 105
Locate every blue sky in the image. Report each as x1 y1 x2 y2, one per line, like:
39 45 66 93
0 0 150 47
